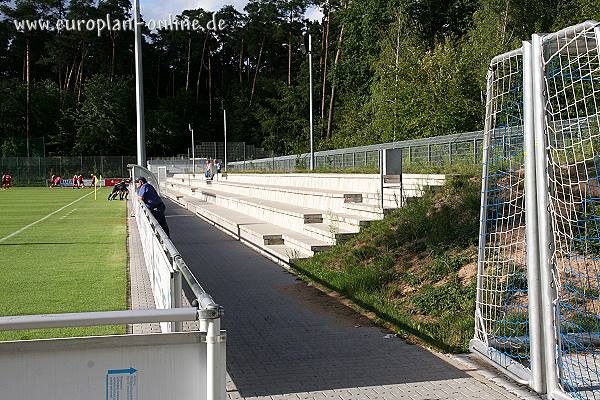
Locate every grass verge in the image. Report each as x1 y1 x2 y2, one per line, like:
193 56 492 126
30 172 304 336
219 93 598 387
293 175 481 353
0 187 128 340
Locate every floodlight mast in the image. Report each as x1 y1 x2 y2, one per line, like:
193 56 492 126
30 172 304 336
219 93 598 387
134 0 146 167
189 124 195 174
308 34 314 171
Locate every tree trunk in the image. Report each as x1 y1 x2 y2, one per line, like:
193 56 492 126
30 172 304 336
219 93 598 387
326 25 344 141
288 11 292 87
208 50 213 121
250 35 266 107
156 55 160 97
321 9 330 126
26 34 31 157
76 48 87 104
58 60 63 105
319 9 326 76
195 33 208 107
185 33 191 93
172 68 175 97
110 32 116 82
238 37 244 84
65 51 79 91
393 14 400 141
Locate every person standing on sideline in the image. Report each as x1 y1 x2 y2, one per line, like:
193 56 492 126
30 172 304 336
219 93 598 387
135 177 170 237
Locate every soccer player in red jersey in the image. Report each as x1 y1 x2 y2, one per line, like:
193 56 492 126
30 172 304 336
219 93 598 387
72 174 79 189
1 172 11 190
78 174 84 188
91 174 96 188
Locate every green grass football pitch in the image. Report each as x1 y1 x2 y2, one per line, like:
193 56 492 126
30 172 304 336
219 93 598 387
0 187 128 340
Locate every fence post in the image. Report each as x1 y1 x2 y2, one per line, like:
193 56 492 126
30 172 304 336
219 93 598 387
379 149 384 210
408 146 412 163
427 144 432 164
206 315 221 400
448 143 453 165
473 139 478 163
171 263 183 332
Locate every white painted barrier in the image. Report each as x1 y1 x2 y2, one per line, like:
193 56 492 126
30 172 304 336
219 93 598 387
0 309 226 400
135 198 177 332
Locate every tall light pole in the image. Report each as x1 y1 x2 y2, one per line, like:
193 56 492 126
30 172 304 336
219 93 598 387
223 107 228 172
133 0 146 167
189 124 195 174
308 34 314 171
302 32 315 171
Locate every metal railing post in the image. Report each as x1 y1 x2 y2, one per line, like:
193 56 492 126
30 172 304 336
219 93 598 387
379 149 384 210
206 314 221 400
171 265 183 332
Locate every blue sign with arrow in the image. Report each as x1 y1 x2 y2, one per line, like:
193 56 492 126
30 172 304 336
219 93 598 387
106 367 138 400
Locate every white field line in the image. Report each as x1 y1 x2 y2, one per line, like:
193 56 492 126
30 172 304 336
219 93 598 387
59 208 78 220
0 192 93 243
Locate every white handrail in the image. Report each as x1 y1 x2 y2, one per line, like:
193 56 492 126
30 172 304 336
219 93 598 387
0 308 198 331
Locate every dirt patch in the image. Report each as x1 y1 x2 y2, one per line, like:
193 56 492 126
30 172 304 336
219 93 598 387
458 261 478 286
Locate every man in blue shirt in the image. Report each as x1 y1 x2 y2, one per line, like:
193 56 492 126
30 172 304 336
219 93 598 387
136 177 170 237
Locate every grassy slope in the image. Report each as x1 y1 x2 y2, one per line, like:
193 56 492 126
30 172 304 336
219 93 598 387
0 188 128 340
293 176 481 353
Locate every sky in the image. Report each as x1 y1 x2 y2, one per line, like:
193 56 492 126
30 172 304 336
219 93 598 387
141 0 323 24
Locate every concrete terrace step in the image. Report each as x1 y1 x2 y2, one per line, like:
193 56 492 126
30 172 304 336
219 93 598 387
169 182 332 232
168 179 376 236
323 212 377 233
166 192 318 263
172 172 446 194
168 175 432 211
303 223 357 244
342 202 395 219
178 177 361 212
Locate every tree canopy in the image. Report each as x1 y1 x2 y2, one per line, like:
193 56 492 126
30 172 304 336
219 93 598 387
0 0 598 157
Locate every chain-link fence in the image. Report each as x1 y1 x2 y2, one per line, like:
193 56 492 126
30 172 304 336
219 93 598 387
227 131 486 173
185 142 271 162
0 156 136 186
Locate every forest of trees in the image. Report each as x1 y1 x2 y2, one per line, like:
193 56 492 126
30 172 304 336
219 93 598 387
0 0 599 157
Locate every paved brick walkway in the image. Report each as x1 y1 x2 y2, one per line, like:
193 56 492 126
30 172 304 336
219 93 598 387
159 199 541 400
126 200 160 334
